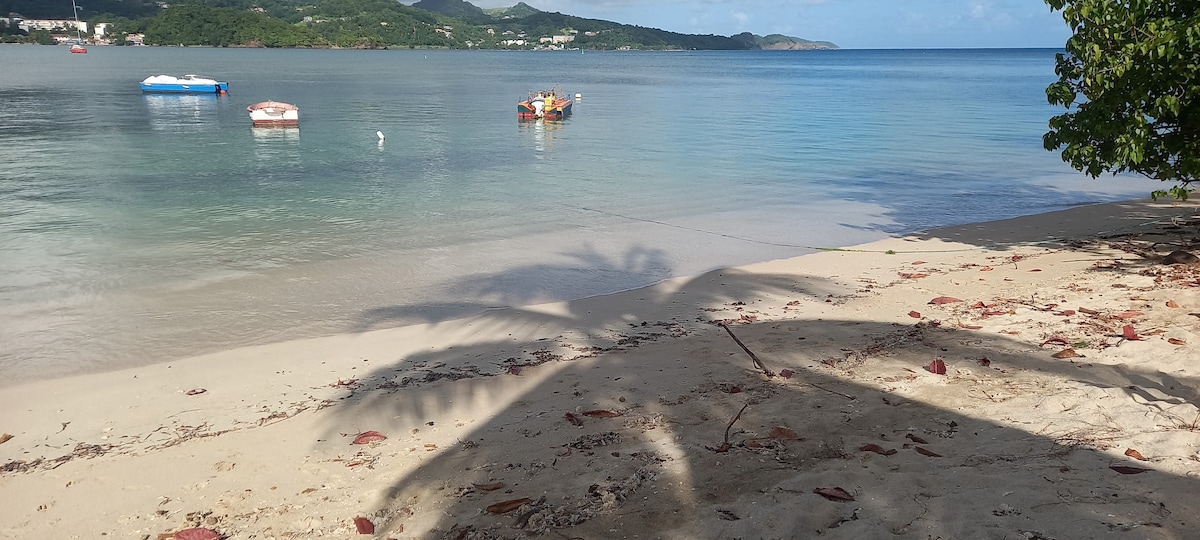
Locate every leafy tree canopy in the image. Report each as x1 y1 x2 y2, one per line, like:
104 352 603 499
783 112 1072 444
1043 0 1200 199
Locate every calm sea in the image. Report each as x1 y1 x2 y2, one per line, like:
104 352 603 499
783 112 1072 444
0 46 1156 384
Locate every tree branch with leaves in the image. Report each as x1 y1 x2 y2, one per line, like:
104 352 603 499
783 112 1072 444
1043 0 1200 200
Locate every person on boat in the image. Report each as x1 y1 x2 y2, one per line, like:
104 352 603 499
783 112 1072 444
533 92 545 118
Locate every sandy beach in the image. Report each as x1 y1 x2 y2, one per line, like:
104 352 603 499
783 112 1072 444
3 198 1200 540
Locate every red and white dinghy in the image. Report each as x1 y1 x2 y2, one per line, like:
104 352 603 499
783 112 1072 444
246 101 299 127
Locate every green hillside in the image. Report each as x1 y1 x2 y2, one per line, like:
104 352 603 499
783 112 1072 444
2 0 838 50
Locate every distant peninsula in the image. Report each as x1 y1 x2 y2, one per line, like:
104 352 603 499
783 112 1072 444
0 0 839 50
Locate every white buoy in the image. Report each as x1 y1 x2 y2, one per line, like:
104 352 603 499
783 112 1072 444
575 93 582 100
376 130 385 141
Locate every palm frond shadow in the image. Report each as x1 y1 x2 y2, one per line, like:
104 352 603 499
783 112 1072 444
322 261 1200 538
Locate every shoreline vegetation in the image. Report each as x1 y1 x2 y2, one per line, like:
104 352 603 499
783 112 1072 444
0 0 839 50
3 198 1200 538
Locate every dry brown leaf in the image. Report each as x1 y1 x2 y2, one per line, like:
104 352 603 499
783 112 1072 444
0 433 12 445
769 426 799 441
926 359 946 375
859 443 897 456
914 446 943 457
564 412 584 426
1110 465 1149 474
473 482 505 491
779 369 795 378
905 433 929 444
1051 348 1080 359
928 296 962 305
1124 448 1148 461
899 272 929 279
171 529 222 540
1116 310 1144 319
185 388 206 396
1167 300 1180 308
582 410 622 418
1169 337 1186 346
351 430 387 445
813 487 855 501
486 497 533 514
1122 325 1141 340
353 517 375 535
1041 337 1069 347
908 310 922 319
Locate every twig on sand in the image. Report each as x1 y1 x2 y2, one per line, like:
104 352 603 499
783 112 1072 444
711 402 750 453
719 323 774 377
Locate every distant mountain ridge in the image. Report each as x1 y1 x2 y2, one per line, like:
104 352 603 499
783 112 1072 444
7 0 838 50
411 0 837 50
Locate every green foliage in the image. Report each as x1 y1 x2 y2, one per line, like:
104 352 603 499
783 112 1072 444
1043 0 1200 199
145 4 324 47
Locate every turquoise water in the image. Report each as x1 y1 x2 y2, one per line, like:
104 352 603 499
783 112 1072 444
0 46 1156 383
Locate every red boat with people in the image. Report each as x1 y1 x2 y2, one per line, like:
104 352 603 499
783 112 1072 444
518 85 572 120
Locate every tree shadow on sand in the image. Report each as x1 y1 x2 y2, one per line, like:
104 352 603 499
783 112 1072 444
318 206 1200 538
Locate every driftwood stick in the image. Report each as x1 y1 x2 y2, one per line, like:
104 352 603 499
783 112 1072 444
719 323 774 377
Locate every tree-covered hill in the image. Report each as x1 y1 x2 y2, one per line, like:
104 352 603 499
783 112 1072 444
4 0 838 50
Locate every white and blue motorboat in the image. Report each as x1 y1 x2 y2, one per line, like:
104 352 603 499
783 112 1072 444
140 74 229 94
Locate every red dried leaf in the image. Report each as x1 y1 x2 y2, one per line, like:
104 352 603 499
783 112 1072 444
911 260 927 265
507 366 521 375
908 310 922 319
981 309 1008 316
980 266 993 271
859 444 897 456
351 430 387 445
914 446 942 457
745 438 764 448
1168 337 1186 346
1056 310 1076 316
928 296 962 305
1116 310 1143 319
779 369 795 378
473 482 506 491
486 497 532 514
813 487 855 501
172 529 222 540
769 426 799 441
1110 465 1149 475
1040 337 1069 347
353 517 375 535
957 322 982 330
926 359 946 375
1029 268 1042 272
1078 307 1100 315
899 272 929 279
582 410 622 418
1167 300 1180 308
564 412 583 426
905 433 929 444
185 388 207 396
1124 448 1148 461
1122 325 1141 340
978 357 991 367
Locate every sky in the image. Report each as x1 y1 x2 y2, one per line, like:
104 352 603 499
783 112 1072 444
450 0 1072 49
